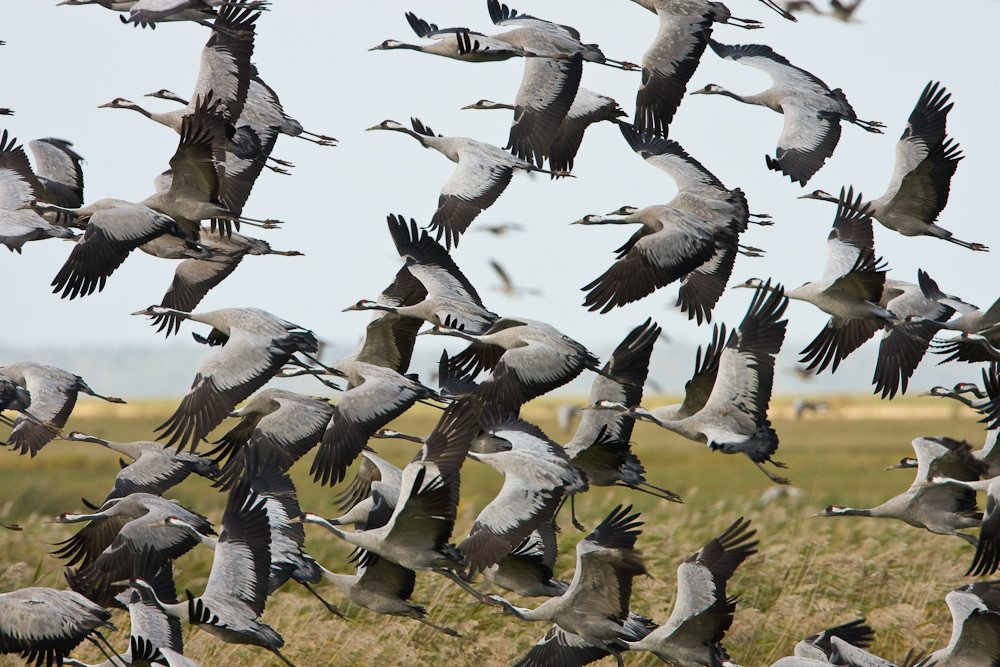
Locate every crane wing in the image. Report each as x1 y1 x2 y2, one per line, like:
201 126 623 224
635 9 713 137
430 156 515 249
51 203 178 300
28 138 84 208
582 211 720 313
507 53 583 168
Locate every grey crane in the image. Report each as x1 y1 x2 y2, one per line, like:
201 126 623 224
921 364 1000 432
131 305 318 451
481 0 633 166
483 518 568 598
122 0 266 33
565 319 682 529
0 130 78 252
150 226 303 337
484 505 649 667
488 0 638 70
48 95 269 300
925 582 1000 667
592 281 791 484
778 0 862 22
627 517 757 665
868 271 958 399
459 410 587 573
315 552 459 636
580 123 757 324
304 310 439 487
738 188 893 376
161 471 345 617
246 472 340 613
693 39 883 185
921 281 1000 365
367 118 563 248
800 82 984 251
0 587 118 667
296 400 486 601
343 214 497 335
64 555 186 667
130 483 296 667
930 475 1000 576
425 315 606 414
52 493 215 606
463 88 626 176
100 3 258 133
818 436 985 544
0 361 124 457
329 451 404 528
203 389 333 490
27 137 86 216
630 0 764 138
64 431 220 502
371 11 534 62
147 60 337 173
768 619 882 666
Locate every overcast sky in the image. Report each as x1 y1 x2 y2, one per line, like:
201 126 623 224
2 0 998 398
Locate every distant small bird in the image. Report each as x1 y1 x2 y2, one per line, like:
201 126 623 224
489 259 542 298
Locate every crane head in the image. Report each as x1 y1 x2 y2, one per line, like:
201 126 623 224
342 299 378 313
733 278 766 290
97 97 137 110
369 39 408 51
691 84 725 96
366 119 406 132
606 205 638 216
461 99 510 111
797 189 837 202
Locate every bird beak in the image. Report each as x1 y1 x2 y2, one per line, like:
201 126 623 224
365 124 382 131
97 101 115 108
416 326 442 336
130 308 153 316
285 515 306 525
569 216 590 225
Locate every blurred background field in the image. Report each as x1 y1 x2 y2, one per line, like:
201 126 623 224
0 394 988 666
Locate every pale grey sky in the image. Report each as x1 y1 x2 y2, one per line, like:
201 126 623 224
2 0 998 398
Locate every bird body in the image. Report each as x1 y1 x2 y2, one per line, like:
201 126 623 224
926 583 1000 667
628 517 757 666
132 305 318 451
345 215 497 335
485 505 647 665
593 281 790 483
819 436 984 543
429 315 602 413
631 0 763 137
460 412 587 572
0 361 124 457
695 40 883 185
799 82 982 250
0 587 114 667
65 431 219 501
367 118 554 248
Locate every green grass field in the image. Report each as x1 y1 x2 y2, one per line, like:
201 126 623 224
0 394 989 666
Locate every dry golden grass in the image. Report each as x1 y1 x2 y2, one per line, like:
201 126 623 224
0 394 991 666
